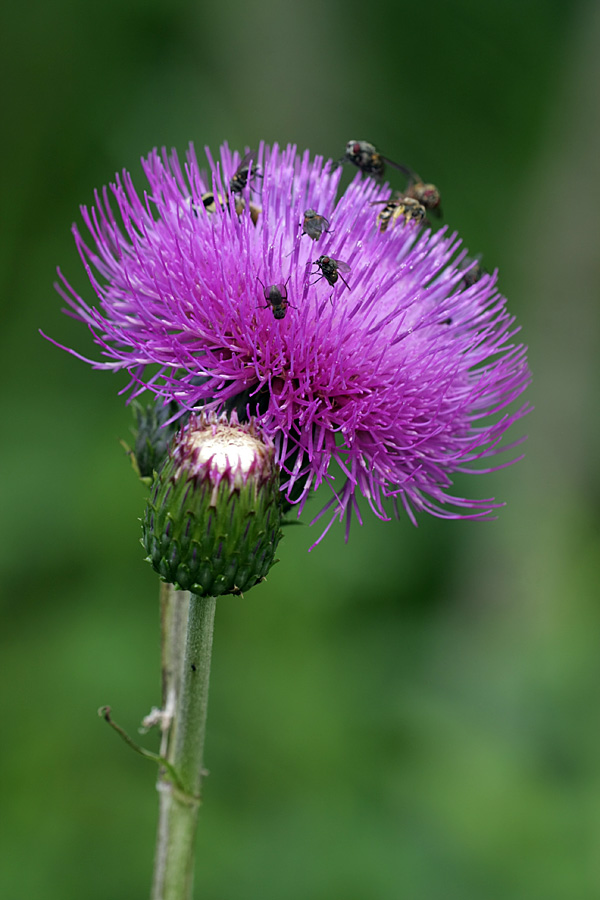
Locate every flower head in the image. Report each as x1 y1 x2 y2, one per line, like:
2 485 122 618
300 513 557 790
51 141 530 544
142 412 282 596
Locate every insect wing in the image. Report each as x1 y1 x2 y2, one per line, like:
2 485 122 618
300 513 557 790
315 214 331 230
331 258 351 273
230 150 261 192
303 211 330 239
382 156 413 177
235 149 258 171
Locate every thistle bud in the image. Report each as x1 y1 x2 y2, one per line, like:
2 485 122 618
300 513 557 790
142 413 283 597
127 399 180 482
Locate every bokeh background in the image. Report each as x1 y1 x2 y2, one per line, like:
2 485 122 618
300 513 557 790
2 0 600 897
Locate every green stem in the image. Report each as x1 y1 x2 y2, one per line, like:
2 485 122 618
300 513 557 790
158 584 190 758
151 589 217 900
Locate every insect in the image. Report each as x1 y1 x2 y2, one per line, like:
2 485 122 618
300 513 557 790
459 254 485 287
197 190 261 225
301 209 332 240
372 194 427 232
341 140 406 180
257 277 292 320
342 140 385 178
199 191 227 214
230 150 261 194
401 166 442 217
312 256 351 290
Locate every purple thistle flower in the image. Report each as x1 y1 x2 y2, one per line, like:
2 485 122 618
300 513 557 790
48 141 531 545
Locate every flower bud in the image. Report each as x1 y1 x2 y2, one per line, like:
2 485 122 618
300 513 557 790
142 413 283 597
127 399 180 482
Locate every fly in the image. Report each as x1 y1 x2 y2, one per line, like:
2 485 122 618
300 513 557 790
312 255 351 290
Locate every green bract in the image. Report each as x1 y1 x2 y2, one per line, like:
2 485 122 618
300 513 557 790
142 414 283 597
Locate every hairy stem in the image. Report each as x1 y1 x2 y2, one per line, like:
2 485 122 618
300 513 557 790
151 588 216 900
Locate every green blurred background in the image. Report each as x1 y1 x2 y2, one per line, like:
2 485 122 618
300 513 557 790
2 0 599 897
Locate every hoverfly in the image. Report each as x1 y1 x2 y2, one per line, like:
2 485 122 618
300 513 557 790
301 209 332 240
257 277 292 320
372 194 427 232
230 150 261 194
341 140 406 180
312 256 351 290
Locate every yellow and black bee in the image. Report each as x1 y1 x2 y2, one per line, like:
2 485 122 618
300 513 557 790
199 191 227 215
197 190 261 225
372 194 427 232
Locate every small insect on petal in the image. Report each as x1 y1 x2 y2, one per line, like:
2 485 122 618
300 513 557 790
302 209 332 241
311 256 351 290
372 194 427 232
257 277 292 320
230 150 262 194
459 254 485 287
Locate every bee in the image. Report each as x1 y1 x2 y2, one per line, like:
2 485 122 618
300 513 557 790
246 202 262 226
197 191 261 225
341 140 407 180
401 166 442 217
459 254 485 287
301 209 332 240
258 277 292 320
230 150 261 194
198 191 227 214
372 194 427 232
312 256 351 290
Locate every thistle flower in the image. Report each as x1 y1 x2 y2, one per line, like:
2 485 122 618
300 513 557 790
50 141 530 544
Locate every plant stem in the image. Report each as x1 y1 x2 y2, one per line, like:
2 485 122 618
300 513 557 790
158 584 190 759
151 588 217 900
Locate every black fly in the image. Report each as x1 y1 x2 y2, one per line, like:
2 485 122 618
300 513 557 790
301 209 332 240
341 140 406 180
257 277 292 320
312 256 351 291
